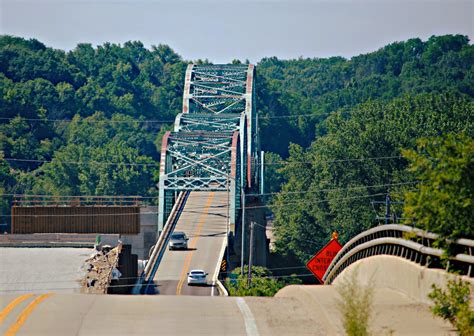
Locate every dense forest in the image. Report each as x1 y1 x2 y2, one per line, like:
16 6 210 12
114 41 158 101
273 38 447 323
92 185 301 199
1 34 473 262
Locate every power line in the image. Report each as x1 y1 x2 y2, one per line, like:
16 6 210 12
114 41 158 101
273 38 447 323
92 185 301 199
3 158 159 167
1 193 155 199
0 273 316 292
251 221 323 245
0 192 408 217
0 273 318 292
0 113 325 125
2 154 405 168
263 155 405 165
0 265 315 286
247 181 419 197
0 180 418 199
0 117 175 124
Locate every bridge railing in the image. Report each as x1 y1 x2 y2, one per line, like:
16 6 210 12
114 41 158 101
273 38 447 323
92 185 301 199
323 224 474 284
132 191 190 294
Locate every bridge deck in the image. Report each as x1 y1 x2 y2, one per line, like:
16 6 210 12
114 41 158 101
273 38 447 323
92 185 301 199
154 191 228 296
0 287 451 335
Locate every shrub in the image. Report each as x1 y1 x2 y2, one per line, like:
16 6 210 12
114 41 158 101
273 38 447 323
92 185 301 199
336 267 374 336
225 265 301 296
428 278 474 336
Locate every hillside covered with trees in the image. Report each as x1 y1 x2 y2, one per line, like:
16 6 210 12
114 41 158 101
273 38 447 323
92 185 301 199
1 34 473 261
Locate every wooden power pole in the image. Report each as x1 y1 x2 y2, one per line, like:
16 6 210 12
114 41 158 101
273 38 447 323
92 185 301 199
247 221 255 286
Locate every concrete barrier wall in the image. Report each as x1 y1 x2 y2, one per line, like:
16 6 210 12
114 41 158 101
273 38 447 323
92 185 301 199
332 255 474 304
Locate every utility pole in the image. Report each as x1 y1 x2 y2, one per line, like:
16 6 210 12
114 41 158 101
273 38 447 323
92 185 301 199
226 174 230 269
385 194 391 225
247 221 255 286
260 151 265 197
241 188 246 276
372 193 404 224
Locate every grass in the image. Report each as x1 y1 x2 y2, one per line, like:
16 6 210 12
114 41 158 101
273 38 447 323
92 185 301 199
336 267 374 336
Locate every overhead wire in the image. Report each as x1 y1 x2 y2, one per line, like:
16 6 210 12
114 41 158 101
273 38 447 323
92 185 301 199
0 117 175 124
2 153 406 167
3 158 160 167
0 180 419 199
0 113 326 124
0 273 316 292
262 155 404 165
0 191 413 217
246 181 419 197
0 265 315 286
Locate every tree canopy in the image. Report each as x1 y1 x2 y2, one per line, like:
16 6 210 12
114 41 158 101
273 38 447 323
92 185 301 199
1 34 473 251
403 133 474 242
271 94 473 263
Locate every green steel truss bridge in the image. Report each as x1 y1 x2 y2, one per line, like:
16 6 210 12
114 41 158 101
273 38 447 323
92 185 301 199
158 64 260 232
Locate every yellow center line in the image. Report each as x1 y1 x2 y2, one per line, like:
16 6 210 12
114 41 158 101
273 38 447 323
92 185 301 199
0 294 34 325
176 192 215 295
5 293 52 336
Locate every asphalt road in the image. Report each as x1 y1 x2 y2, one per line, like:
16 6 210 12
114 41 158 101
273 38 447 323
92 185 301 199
0 286 452 336
154 191 229 296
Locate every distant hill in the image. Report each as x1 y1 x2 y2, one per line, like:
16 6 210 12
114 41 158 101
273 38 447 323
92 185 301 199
0 34 472 212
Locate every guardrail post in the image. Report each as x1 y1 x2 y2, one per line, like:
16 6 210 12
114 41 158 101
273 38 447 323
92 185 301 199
469 247 472 277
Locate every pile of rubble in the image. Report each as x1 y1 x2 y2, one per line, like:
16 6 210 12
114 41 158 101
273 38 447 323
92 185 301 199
81 243 122 294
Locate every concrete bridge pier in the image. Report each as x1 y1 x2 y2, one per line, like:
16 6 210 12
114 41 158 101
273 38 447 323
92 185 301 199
121 206 158 260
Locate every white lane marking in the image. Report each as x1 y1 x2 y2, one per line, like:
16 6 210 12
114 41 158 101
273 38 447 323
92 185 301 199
236 297 259 336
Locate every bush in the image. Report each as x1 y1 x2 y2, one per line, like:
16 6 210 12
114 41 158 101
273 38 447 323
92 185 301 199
428 279 474 336
336 267 374 336
225 265 301 296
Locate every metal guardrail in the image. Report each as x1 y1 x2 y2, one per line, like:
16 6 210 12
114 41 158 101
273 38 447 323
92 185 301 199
213 236 229 296
132 191 190 294
323 224 474 284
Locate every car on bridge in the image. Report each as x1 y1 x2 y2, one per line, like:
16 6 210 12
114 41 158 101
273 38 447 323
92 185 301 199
187 270 208 285
169 231 189 250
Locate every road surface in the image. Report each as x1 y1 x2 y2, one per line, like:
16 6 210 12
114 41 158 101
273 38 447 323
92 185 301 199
0 286 452 335
154 191 228 296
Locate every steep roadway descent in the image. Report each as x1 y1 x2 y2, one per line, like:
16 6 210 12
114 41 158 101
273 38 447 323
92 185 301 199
0 285 452 335
154 191 229 296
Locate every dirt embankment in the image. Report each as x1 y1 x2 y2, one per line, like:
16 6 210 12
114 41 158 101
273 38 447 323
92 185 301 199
81 244 122 294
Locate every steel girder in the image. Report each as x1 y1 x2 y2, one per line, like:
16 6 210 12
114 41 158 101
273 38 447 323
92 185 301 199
182 64 258 186
174 113 241 134
158 64 257 232
158 131 241 231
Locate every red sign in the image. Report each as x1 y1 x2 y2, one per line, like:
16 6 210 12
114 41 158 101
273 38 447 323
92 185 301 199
306 238 342 283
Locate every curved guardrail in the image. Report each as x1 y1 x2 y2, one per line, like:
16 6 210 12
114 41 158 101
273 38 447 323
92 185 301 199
323 224 474 284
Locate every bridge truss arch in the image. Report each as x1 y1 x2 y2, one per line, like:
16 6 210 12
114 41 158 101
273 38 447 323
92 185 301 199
158 64 259 232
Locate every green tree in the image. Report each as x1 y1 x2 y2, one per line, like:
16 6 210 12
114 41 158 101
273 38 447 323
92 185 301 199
403 133 474 241
32 113 159 198
272 94 473 264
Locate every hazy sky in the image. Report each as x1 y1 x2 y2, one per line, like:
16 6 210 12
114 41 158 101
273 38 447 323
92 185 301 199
1 0 473 63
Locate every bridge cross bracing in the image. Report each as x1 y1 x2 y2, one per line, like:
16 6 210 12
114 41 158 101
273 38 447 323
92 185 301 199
158 64 259 232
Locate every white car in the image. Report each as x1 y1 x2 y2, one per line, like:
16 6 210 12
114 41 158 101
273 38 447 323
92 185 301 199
187 270 208 286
